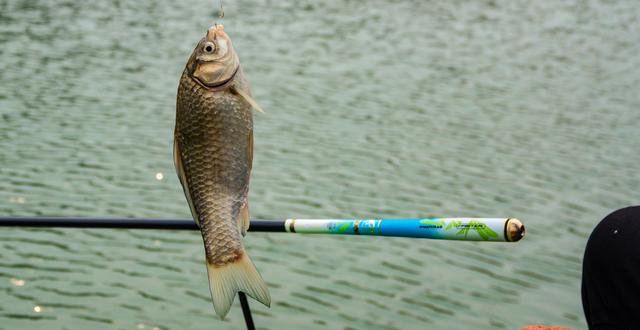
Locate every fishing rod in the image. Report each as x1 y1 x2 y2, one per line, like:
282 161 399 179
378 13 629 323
0 217 525 242
0 216 525 330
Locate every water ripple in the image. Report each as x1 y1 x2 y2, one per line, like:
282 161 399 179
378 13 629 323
1 0 639 329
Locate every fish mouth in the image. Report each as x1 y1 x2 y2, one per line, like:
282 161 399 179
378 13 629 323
192 65 239 89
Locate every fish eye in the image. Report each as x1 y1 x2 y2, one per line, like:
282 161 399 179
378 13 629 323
203 42 215 53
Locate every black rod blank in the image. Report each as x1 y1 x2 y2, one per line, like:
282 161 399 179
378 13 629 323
0 216 284 231
238 292 255 330
0 215 267 330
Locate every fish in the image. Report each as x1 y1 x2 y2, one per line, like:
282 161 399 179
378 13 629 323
173 24 269 319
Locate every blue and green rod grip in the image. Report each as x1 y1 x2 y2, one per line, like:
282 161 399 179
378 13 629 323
0 217 524 242
283 218 524 242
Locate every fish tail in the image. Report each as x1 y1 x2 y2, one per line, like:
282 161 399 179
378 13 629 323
205 250 271 319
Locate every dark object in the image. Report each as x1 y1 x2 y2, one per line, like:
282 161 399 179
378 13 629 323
238 292 255 330
582 206 640 330
0 216 285 231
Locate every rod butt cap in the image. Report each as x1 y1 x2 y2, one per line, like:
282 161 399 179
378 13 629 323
506 218 525 242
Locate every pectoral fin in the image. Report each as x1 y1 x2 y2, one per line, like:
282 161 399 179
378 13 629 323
173 138 199 226
232 87 264 113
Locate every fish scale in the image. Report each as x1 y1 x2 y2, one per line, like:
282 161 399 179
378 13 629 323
176 71 250 266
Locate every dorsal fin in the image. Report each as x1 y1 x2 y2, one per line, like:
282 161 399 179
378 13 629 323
173 139 199 226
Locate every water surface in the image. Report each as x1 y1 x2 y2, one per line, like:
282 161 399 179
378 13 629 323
1 0 639 329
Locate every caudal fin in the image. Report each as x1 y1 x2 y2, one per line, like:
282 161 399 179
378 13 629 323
206 251 271 319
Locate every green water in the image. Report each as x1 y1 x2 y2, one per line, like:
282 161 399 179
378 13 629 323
1 0 639 329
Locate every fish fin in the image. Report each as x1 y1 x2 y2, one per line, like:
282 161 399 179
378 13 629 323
247 132 253 169
173 139 199 226
237 202 250 237
206 252 271 319
233 87 264 113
